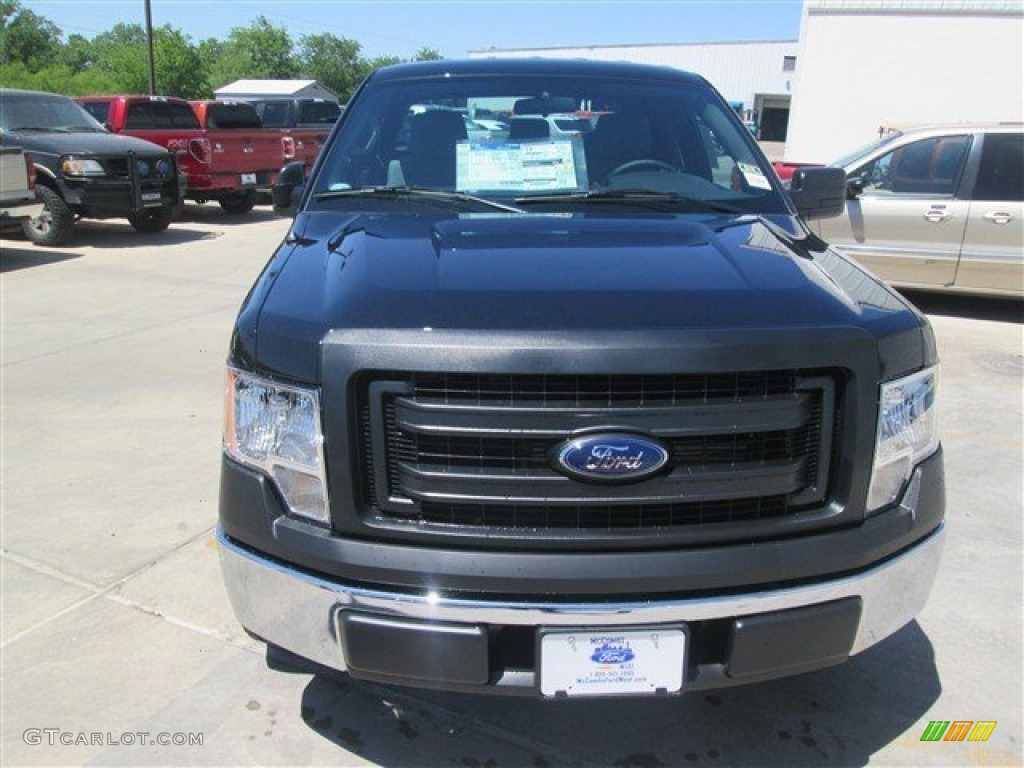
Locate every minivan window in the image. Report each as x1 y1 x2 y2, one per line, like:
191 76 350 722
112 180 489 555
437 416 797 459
852 135 970 196
974 133 1024 202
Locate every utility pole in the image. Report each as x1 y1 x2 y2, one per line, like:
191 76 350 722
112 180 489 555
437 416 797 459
144 0 156 94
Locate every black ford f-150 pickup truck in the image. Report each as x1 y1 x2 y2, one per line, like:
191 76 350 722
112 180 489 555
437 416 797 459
219 59 945 699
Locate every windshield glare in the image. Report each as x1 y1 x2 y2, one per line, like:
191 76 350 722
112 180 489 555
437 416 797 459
312 73 785 214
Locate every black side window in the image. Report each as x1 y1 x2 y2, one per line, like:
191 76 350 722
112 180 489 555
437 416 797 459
973 133 1024 202
209 104 262 129
81 102 110 123
125 102 156 129
258 102 291 128
299 102 340 124
167 102 201 129
125 101 199 130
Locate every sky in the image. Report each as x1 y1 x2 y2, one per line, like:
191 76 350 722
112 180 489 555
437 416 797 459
21 0 805 60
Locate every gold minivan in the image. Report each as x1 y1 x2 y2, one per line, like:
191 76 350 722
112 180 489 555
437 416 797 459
816 124 1023 297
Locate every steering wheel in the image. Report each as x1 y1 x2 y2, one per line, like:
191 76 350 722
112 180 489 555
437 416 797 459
607 159 676 177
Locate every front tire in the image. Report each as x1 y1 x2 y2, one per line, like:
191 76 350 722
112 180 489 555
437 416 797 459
218 190 257 215
128 206 176 234
22 186 75 246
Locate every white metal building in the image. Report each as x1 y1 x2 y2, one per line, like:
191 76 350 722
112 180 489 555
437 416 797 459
214 79 339 103
784 0 1024 162
469 42 800 141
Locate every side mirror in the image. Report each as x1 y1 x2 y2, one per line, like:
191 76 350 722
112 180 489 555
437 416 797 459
789 167 847 220
272 161 306 217
846 175 867 199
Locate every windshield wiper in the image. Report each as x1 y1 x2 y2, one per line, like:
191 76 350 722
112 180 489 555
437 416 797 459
515 189 744 214
314 186 525 214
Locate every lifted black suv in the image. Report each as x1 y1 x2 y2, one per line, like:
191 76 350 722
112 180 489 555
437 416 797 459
0 89 182 246
220 59 945 699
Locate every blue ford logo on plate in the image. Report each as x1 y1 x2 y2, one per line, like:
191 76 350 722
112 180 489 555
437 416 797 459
554 433 669 483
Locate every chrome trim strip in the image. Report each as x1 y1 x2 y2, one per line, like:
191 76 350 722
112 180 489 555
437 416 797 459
217 523 945 676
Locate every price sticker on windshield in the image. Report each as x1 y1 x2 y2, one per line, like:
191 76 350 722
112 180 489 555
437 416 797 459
737 162 772 190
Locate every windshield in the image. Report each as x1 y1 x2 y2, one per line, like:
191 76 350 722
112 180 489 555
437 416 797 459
311 72 787 214
0 93 107 133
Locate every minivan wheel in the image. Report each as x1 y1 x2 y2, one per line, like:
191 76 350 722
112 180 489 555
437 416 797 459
22 186 75 246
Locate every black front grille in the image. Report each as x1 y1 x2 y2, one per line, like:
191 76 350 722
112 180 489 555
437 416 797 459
356 370 836 545
102 156 131 179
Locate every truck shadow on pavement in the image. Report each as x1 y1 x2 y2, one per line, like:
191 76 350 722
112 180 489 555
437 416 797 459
0 244 83 272
291 621 939 767
899 290 1023 324
177 204 283 226
64 221 215 249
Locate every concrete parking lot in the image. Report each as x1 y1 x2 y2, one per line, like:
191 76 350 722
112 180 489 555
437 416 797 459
2 206 1021 767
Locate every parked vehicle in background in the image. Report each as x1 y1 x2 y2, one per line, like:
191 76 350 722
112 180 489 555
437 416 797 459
78 95 280 215
0 145 42 232
222 58 945 700
245 98 341 172
816 123 1023 297
0 89 181 245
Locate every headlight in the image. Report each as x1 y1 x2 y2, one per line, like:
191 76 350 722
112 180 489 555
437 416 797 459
867 366 939 512
224 367 329 523
156 159 171 176
136 160 151 177
60 156 105 176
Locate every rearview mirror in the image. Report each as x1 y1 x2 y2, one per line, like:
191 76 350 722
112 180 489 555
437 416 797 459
272 161 306 217
789 167 847 220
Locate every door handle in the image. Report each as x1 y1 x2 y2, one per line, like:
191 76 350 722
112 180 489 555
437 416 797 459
983 211 1014 225
924 208 951 223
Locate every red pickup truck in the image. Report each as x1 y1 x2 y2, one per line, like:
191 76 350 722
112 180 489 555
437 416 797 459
77 95 281 214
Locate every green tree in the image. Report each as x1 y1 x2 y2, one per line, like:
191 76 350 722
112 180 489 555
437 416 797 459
86 22 208 97
59 33 95 74
1 0 62 71
413 47 442 61
297 33 363 101
208 15 295 89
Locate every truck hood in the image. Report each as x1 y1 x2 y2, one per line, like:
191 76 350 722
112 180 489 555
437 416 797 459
9 130 171 158
247 211 923 379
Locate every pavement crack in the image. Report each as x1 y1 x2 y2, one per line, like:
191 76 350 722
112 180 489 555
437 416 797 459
2 528 258 654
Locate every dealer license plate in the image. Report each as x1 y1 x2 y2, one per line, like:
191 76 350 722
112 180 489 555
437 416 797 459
539 627 686 697
241 173 257 186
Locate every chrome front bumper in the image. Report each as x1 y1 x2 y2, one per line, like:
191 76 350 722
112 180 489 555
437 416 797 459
218 522 945 692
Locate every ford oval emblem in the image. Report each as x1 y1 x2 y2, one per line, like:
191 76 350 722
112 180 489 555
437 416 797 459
553 433 670 484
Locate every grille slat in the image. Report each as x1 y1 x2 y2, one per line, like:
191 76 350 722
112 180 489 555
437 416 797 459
357 370 835 540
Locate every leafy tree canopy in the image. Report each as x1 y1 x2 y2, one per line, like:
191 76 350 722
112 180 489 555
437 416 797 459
0 4 443 101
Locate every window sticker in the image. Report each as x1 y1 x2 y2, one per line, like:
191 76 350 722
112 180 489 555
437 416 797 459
456 139 580 193
737 162 772 191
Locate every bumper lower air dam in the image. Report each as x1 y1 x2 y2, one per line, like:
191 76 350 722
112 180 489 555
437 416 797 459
217 523 945 696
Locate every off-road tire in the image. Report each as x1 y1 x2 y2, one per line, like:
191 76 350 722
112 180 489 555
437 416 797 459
22 186 75 246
